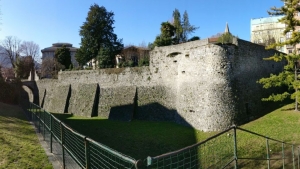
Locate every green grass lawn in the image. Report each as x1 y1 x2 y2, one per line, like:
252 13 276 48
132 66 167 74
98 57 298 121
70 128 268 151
52 103 300 168
0 102 52 169
53 113 216 160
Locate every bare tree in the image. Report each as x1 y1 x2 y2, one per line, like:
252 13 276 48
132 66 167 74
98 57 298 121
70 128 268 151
41 57 64 79
20 41 41 79
20 41 40 63
0 46 10 67
210 33 223 38
1 36 22 68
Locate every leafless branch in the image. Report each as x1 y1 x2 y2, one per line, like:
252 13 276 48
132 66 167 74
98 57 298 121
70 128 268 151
0 36 22 68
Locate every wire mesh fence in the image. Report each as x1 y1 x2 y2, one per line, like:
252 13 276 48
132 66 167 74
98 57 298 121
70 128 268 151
26 102 139 169
25 102 300 169
146 127 236 169
146 126 300 169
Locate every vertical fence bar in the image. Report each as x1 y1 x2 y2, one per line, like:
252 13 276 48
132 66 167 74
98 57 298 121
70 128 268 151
297 146 299 169
38 110 41 133
282 142 285 169
31 104 34 122
61 122 65 169
85 137 90 169
50 114 53 153
43 110 45 140
233 126 238 169
266 137 270 169
298 146 300 169
293 145 295 169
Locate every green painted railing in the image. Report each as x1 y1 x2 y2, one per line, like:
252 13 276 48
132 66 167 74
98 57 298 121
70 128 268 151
146 126 300 169
27 103 140 169
27 102 300 169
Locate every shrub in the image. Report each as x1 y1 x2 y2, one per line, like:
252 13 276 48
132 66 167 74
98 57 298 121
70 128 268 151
138 56 150 66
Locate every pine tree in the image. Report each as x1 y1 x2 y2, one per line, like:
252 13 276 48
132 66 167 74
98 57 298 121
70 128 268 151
173 9 183 44
182 11 199 42
258 0 300 111
152 22 176 47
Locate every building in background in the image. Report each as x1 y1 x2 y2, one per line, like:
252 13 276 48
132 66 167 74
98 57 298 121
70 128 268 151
120 46 150 66
251 12 300 54
250 16 287 53
41 43 78 67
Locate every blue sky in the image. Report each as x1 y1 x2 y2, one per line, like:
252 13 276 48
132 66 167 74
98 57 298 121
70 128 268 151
0 0 283 55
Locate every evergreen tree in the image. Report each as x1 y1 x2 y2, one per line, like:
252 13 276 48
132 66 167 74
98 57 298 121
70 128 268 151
152 22 176 47
55 45 71 69
258 0 300 111
76 4 123 67
14 56 34 79
173 9 183 44
217 33 234 44
182 11 199 42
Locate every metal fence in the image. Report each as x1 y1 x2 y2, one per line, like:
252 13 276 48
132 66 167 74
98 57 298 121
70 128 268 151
26 103 140 169
26 102 300 169
147 126 300 169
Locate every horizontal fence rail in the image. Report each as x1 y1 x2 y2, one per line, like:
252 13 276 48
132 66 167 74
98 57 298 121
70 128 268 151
25 102 300 169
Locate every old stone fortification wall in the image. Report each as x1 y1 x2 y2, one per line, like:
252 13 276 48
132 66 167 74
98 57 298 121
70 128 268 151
35 38 284 131
58 67 152 87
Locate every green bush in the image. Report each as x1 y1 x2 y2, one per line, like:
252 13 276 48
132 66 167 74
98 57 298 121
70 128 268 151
138 56 150 66
118 60 135 68
217 33 234 44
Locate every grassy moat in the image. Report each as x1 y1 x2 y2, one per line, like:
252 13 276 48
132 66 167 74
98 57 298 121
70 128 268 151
52 102 300 168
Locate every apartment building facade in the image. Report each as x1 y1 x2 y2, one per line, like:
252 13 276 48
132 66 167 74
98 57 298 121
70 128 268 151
250 16 287 53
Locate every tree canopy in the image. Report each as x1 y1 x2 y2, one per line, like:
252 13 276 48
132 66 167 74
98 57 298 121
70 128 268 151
258 0 300 110
152 22 176 48
151 9 198 49
76 4 123 68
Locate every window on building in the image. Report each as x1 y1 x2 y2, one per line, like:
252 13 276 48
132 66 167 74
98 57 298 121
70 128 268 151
289 49 293 54
280 37 284 43
286 31 292 39
278 47 284 52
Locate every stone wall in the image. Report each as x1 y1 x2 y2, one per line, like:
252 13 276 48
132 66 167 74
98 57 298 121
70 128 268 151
35 38 284 131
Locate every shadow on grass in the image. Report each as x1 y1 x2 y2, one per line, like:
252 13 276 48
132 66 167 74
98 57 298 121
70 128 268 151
52 112 199 161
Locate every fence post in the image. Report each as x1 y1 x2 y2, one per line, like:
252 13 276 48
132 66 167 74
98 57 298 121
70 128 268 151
298 147 300 169
282 142 285 169
233 126 238 169
31 104 34 122
85 137 90 169
61 122 65 169
293 145 295 169
43 110 45 140
266 137 270 169
50 114 53 153
38 110 41 133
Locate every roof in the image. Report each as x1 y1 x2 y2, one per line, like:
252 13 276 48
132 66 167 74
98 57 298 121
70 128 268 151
225 22 230 34
41 43 78 53
251 16 284 25
52 43 73 47
123 45 150 51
